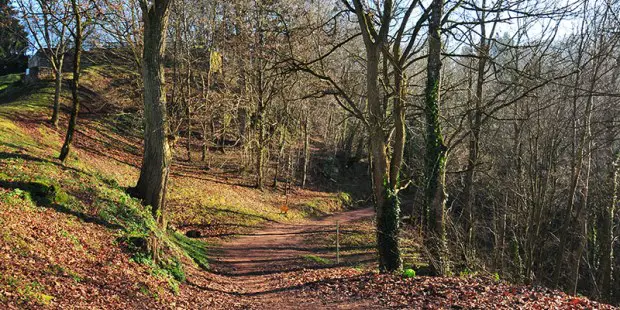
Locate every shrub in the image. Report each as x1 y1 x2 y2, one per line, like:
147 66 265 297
403 268 416 278
337 192 353 207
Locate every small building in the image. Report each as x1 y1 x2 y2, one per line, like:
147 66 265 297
26 48 75 81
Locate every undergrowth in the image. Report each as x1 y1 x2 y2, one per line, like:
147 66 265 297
0 70 353 305
169 231 210 270
0 73 22 93
0 74 206 298
302 254 333 265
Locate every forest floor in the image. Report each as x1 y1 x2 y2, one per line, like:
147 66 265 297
180 207 377 309
0 71 617 309
175 207 618 309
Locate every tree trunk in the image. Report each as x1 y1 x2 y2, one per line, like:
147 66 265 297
273 128 285 188
42 5 66 128
186 108 192 161
255 99 265 190
553 32 602 288
599 59 620 302
389 71 406 193
463 38 487 253
423 0 449 276
599 150 617 300
615 199 620 304
342 120 358 160
349 0 402 272
553 72 585 288
185 65 192 162
50 56 64 128
238 106 247 147
133 0 173 227
302 112 310 188
370 51 402 272
58 0 82 163
324 112 332 142
201 121 209 163
494 195 507 270
571 127 591 295
200 74 209 163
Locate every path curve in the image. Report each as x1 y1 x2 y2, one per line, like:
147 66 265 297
199 207 375 308
211 207 374 280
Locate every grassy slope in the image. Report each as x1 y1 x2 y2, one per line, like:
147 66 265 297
300 216 426 272
0 69 349 308
0 74 22 92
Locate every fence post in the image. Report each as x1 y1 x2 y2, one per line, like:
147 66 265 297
336 220 340 264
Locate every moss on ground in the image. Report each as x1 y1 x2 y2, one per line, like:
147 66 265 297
0 74 22 92
302 254 333 265
169 231 210 270
0 68 355 306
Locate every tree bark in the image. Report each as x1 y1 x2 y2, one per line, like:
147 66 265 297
201 124 208 162
350 0 402 272
255 98 265 190
571 116 591 295
389 70 406 192
552 65 585 289
463 37 487 253
133 0 173 226
423 0 449 276
302 111 310 188
200 74 209 163
553 30 602 288
273 128 285 188
369 53 402 272
50 56 64 128
185 64 192 161
598 57 620 302
39 1 66 128
615 195 620 303
600 151 618 301
58 0 82 163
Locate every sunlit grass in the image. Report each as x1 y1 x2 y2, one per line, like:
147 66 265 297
0 73 22 92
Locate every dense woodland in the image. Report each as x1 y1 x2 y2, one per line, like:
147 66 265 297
2 0 620 307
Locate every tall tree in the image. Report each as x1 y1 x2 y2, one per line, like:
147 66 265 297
293 0 430 272
423 0 449 276
0 0 27 74
133 0 173 233
58 0 84 163
598 55 620 303
16 0 71 127
347 0 403 272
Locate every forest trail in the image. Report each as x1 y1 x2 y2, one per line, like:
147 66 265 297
211 207 374 278
191 207 376 309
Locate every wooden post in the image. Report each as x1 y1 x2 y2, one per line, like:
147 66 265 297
336 220 340 264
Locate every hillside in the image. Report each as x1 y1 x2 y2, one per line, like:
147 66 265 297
0 70 616 309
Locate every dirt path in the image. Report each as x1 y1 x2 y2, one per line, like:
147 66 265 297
194 207 375 309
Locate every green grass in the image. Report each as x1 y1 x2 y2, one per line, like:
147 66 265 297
0 275 54 306
302 254 333 265
299 198 341 217
0 69 223 302
45 264 83 283
0 154 156 237
169 231 210 270
0 73 22 92
0 81 54 115
0 72 195 297
0 67 356 304
168 174 350 231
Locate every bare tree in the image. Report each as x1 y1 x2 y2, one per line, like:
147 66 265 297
17 0 72 127
132 0 173 243
58 0 85 162
423 0 450 276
